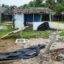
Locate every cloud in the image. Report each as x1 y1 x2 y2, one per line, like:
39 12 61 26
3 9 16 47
1 0 32 6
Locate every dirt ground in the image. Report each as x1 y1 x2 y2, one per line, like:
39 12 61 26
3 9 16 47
0 38 64 64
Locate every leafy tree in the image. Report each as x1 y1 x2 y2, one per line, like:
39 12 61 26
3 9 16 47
46 0 64 13
33 0 43 7
2 4 9 8
20 1 33 8
22 4 28 8
10 5 17 8
53 3 64 12
28 1 34 7
21 0 44 8
46 0 56 9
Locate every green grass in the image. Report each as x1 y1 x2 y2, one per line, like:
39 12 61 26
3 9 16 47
0 29 13 37
59 31 64 36
0 29 55 39
0 21 13 37
21 29 55 39
0 21 55 39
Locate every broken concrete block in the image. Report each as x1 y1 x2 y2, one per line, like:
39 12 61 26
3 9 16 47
15 38 30 48
15 38 29 44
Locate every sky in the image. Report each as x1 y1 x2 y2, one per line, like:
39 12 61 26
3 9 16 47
0 0 57 7
0 0 33 7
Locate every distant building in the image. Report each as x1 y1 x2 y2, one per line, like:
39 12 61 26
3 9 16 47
0 7 64 30
14 7 64 30
0 7 13 21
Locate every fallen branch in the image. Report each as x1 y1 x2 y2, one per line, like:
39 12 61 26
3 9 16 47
1 29 21 39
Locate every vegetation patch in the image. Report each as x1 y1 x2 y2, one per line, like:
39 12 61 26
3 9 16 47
21 29 55 39
0 29 13 37
59 31 64 36
0 21 12 26
0 21 13 37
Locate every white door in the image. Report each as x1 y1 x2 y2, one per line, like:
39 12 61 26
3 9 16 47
15 13 24 30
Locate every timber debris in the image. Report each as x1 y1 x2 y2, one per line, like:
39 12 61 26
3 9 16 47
1 29 21 39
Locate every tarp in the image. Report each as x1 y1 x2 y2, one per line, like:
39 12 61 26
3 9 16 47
0 44 45 61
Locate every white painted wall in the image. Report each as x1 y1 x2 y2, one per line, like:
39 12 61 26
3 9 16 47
33 22 44 30
14 13 64 30
14 13 24 30
49 22 64 30
33 22 64 30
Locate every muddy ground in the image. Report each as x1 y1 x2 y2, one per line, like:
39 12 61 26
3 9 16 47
0 38 64 64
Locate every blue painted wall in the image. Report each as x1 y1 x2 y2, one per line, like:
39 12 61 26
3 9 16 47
24 14 41 22
34 14 40 22
24 14 33 22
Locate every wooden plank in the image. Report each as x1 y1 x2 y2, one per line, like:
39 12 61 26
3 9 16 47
1 29 21 39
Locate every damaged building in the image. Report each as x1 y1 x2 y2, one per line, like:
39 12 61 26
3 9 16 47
0 7 64 30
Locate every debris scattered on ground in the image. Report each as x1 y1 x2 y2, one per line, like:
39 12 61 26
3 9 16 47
0 32 64 64
15 38 29 44
0 44 45 61
58 53 64 60
0 38 64 64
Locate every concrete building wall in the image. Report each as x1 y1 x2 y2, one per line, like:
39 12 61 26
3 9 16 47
33 22 64 30
14 13 24 30
33 22 44 30
49 22 64 30
14 13 64 30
